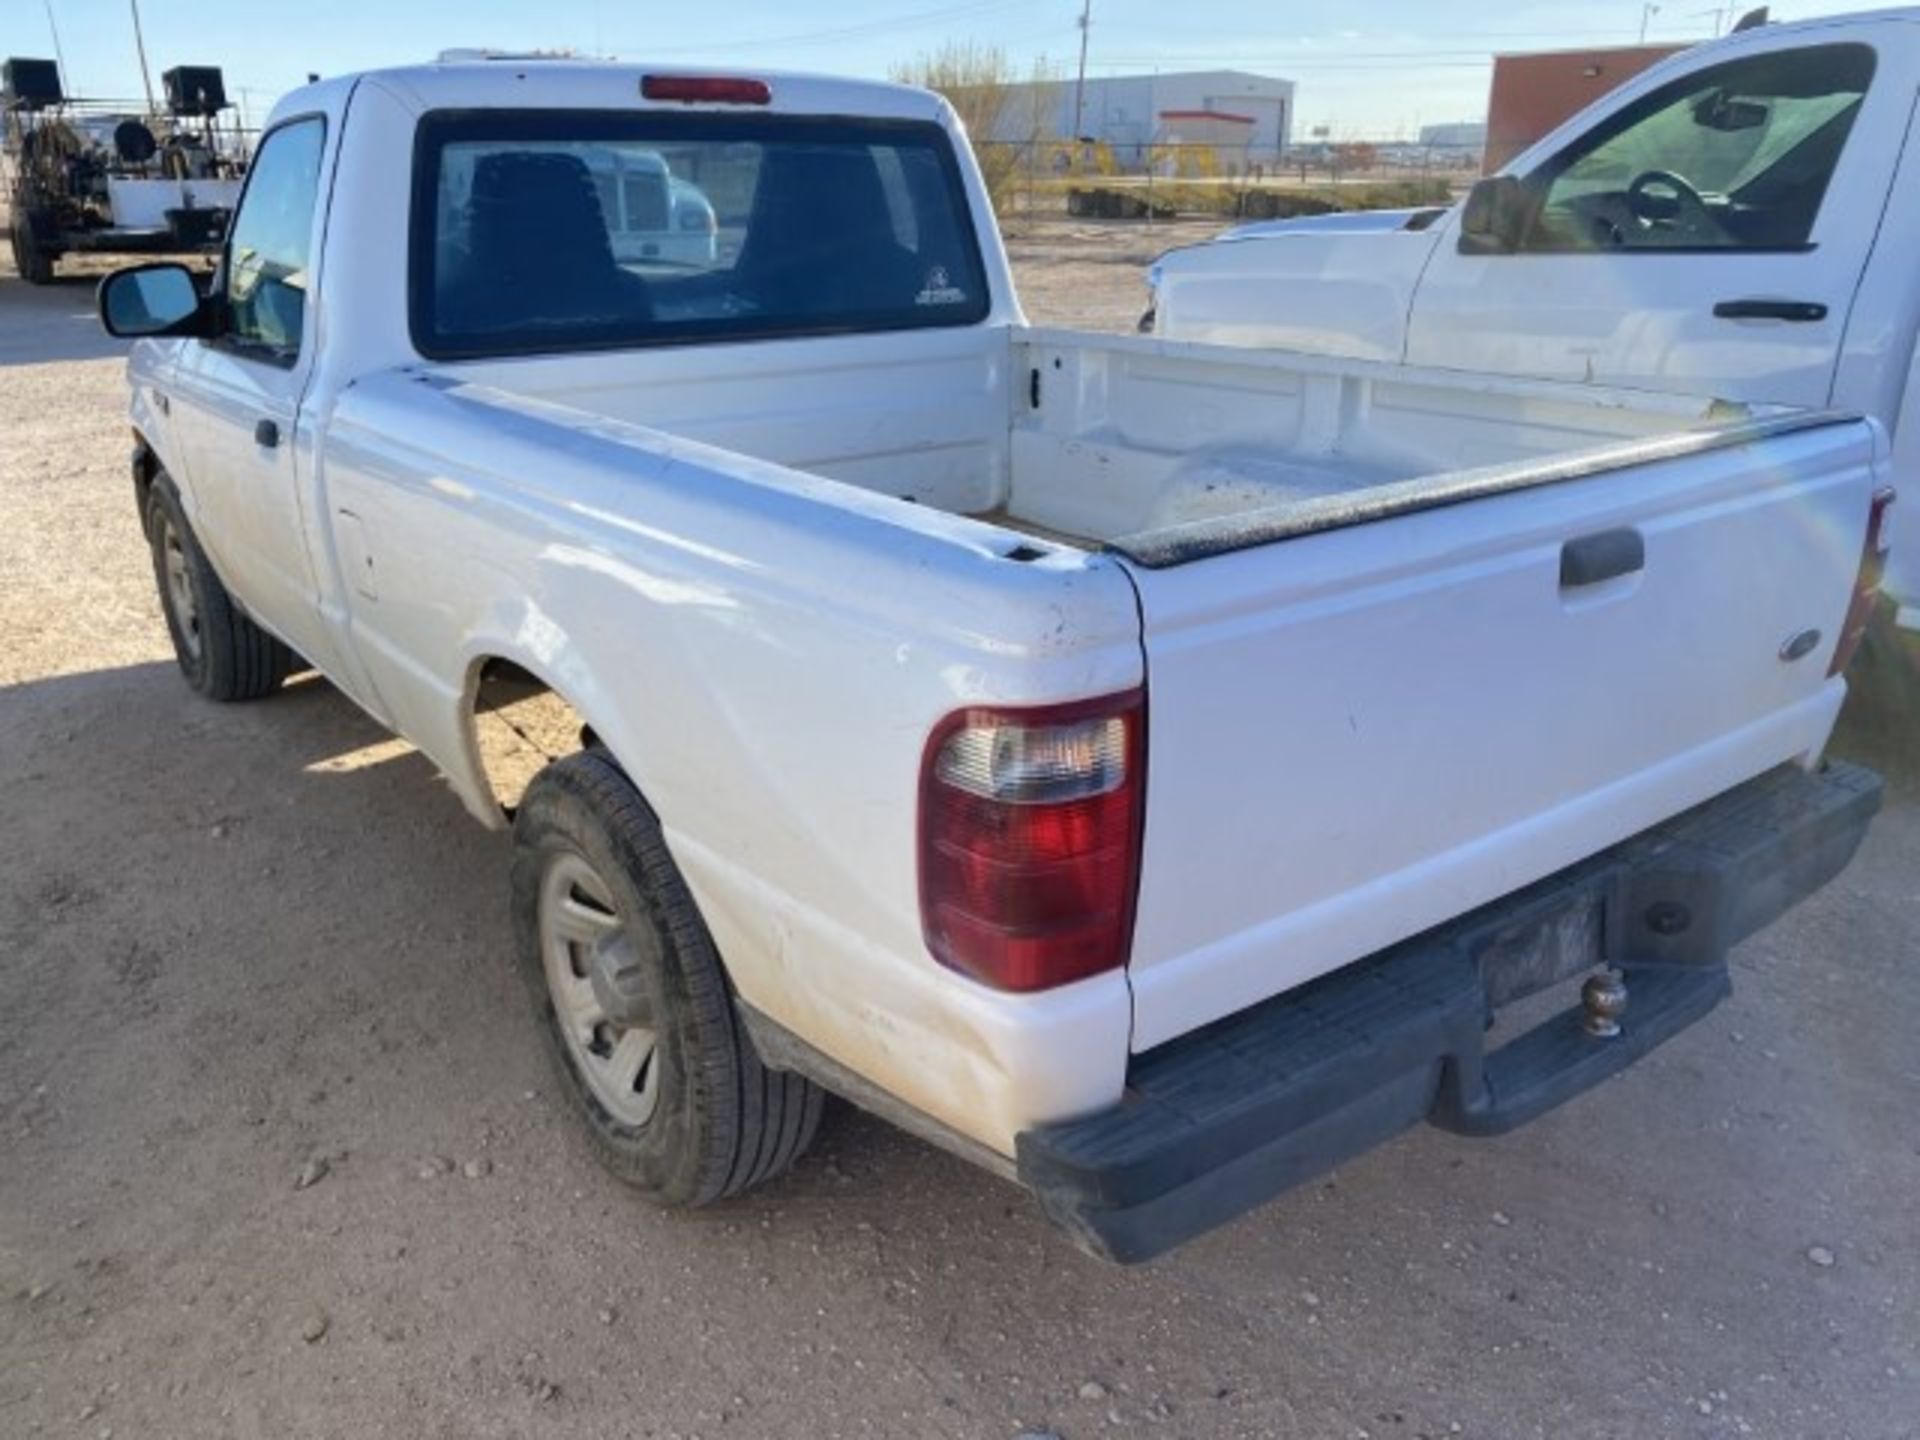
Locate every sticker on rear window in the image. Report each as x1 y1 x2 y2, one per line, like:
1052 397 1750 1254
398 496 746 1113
915 265 967 306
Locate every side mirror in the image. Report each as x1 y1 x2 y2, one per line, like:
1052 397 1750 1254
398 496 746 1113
1457 175 1532 255
97 263 209 339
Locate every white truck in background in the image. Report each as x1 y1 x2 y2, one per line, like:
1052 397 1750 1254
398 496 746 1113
1146 7 1920 628
96 57 1887 1262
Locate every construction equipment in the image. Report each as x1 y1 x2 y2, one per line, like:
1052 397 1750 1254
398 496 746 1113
3 57 247 284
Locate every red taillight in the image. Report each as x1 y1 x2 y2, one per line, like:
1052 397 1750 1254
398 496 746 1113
1829 486 1896 676
641 75 771 105
918 690 1146 993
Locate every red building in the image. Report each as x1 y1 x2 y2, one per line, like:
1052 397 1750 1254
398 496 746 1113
1483 44 1687 173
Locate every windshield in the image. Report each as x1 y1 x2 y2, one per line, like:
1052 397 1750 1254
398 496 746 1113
411 111 990 359
1525 42 1875 252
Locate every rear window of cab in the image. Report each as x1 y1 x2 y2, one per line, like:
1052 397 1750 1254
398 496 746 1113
409 109 992 360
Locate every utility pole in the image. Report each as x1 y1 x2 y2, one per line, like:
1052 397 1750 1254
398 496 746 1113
129 0 157 112
1638 2 1662 43
1072 0 1092 143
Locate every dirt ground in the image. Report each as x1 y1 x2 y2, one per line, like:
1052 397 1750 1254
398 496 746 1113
2 224 1917 1440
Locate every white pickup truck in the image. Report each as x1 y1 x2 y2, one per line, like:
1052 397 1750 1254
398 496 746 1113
1146 7 1920 628
96 57 1887 1262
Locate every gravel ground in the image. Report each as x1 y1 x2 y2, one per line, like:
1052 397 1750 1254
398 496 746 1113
2 226 1917 1440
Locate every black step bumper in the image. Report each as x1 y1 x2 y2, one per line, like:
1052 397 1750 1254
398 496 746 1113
1017 761 1883 1263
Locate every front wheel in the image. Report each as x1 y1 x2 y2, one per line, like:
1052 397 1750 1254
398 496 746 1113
510 752 823 1205
146 475 293 700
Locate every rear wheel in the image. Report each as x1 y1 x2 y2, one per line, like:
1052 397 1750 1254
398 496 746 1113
511 751 823 1205
146 475 293 700
7 204 56 284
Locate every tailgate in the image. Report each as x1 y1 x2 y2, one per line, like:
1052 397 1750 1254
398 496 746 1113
1118 414 1883 1051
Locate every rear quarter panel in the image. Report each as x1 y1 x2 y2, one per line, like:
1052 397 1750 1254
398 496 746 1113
316 371 1144 1153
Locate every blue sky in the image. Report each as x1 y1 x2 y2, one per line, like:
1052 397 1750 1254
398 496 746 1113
5 0 1874 137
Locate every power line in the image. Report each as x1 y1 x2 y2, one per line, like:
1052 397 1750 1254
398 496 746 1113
1095 56 1500 70
1101 46 1629 62
1086 20 1708 42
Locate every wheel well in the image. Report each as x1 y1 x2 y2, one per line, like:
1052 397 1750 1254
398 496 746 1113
133 437 159 538
469 658 599 817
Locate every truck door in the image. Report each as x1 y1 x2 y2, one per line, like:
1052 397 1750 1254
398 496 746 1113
1406 26 1915 407
167 113 340 670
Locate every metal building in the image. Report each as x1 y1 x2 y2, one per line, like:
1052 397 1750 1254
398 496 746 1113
988 70 1296 167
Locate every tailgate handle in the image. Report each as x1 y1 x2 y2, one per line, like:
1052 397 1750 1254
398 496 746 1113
1713 298 1827 322
1560 528 1644 588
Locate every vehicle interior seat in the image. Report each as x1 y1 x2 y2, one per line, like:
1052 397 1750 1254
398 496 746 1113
441 151 654 336
735 146 924 316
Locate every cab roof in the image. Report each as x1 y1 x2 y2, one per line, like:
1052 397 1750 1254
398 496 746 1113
268 59 951 130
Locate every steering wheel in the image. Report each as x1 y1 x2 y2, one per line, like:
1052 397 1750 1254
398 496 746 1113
1626 169 1709 227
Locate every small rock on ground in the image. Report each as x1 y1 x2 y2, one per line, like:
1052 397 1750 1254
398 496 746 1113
295 1157 330 1190
1807 1245 1836 1267
300 1311 330 1343
463 1157 492 1179
1078 1380 1109 1401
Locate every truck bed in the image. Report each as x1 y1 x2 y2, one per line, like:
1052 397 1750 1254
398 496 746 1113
444 325 1781 560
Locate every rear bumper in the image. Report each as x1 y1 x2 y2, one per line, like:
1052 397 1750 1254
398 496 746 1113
1016 761 1882 1263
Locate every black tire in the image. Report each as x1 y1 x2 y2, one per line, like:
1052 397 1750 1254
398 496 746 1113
511 751 823 1205
145 474 293 701
8 208 55 284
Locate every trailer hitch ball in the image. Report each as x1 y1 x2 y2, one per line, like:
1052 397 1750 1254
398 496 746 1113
1581 969 1629 1039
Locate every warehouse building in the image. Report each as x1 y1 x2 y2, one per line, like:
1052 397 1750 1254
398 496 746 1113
986 70 1296 168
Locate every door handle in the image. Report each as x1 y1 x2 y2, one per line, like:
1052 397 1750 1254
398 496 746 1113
1561 528 1645 588
254 418 280 448
1712 298 1827 322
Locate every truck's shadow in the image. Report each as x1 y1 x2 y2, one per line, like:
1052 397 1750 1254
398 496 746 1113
1 658 1353 1272
0 657 1020 1232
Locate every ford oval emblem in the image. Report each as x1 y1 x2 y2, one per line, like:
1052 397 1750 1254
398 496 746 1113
1779 627 1822 662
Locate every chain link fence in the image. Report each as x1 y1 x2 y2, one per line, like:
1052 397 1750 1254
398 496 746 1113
973 138 1478 229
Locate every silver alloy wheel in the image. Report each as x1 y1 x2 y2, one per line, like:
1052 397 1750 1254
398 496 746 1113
159 514 202 661
538 851 662 1128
